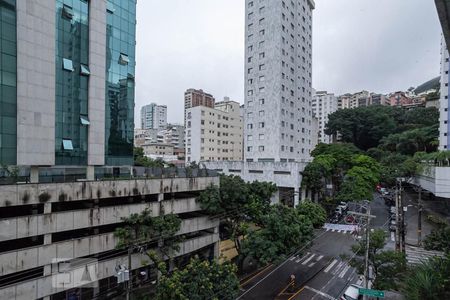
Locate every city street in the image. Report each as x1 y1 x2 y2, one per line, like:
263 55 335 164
238 229 359 300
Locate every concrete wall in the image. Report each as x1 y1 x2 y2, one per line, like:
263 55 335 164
203 161 307 205
415 166 450 199
0 233 219 300
16 0 56 166
88 0 107 165
0 176 219 207
0 216 218 276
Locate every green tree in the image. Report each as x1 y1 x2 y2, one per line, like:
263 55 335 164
337 165 380 202
423 226 450 253
156 257 239 300
325 106 399 150
296 201 327 228
401 255 450 300
197 175 276 255
240 205 313 266
301 154 336 199
114 208 182 273
349 229 407 290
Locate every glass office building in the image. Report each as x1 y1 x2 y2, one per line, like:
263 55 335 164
105 0 136 166
0 0 17 165
0 0 136 167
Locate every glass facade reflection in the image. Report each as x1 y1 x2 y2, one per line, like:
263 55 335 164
105 0 136 165
0 0 17 165
55 0 90 165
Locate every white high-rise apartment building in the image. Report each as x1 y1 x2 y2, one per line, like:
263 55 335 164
312 90 337 144
439 35 449 150
244 0 315 162
186 98 243 163
140 103 167 129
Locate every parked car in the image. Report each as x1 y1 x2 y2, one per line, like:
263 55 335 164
339 201 348 211
340 284 363 300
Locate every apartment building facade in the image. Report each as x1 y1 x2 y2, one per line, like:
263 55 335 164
140 103 167 130
312 90 337 144
0 175 220 299
439 35 450 150
0 0 136 167
184 89 215 124
244 0 316 162
185 99 243 163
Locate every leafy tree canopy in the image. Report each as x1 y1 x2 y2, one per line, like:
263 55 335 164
401 255 450 300
240 204 313 266
423 226 450 253
296 201 327 228
156 257 239 300
325 106 439 151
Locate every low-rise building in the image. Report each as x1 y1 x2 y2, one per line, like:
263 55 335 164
0 172 219 299
185 98 243 163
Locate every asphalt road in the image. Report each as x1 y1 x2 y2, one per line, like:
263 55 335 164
238 230 360 300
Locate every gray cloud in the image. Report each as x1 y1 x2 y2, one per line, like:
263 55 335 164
135 0 441 125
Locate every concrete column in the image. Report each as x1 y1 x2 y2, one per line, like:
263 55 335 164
44 234 52 245
213 227 220 259
30 166 39 183
44 203 51 214
87 166 95 181
294 186 300 207
301 188 306 202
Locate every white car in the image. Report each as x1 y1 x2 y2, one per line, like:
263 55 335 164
341 284 363 300
339 202 348 211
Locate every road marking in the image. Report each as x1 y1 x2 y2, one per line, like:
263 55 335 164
338 264 351 278
287 287 305 300
324 259 337 273
302 254 315 265
304 286 337 300
332 261 345 275
317 255 324 261
331 229 336 232
308 262 315 267
295 259 302 263
239 264 273 287
290 256 296 261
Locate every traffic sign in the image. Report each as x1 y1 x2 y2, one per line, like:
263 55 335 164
358 288 385 298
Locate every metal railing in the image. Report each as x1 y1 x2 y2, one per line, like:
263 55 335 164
0 166 218 185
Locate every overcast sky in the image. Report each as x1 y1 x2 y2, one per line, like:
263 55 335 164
135 0 442 124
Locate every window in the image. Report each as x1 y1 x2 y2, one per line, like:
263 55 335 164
259 87 265 93
259 52 265 59
247 112 253 117
201 120 205 125
248 90 254 96
119 53 130 65
248 45 253 52
80 64 90 76
62 5 74 19
259 6 265 13
106 2 115 13
247 124 253 129
259 134 265 140
248 56 253 63
259 18 265 25
62 139 74 151
259 98 265 105
248 68 253 74
259 29 265 36
248 34 254 41
187 121 191 128
248 12 254 19
80 116 90 125
62 58 74 72
259 110 265 116
248 100 253 107
259 122 265 128
259 41 265 48
247 146 253 152
259 64 265 70
248 1 254 7
247 135 253 141
259 146 265 152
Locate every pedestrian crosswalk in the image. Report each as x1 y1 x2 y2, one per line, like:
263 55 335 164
323 223 359 234
323 259 354 279
289 253 355 280
405 245 445 265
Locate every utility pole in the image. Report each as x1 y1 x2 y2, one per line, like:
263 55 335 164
126 246 132 300
400 182 406 254
417 186 422 247
363 205 371 300
348 204 375 300
395 181 400 252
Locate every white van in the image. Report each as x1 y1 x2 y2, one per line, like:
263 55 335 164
340 284 363 300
